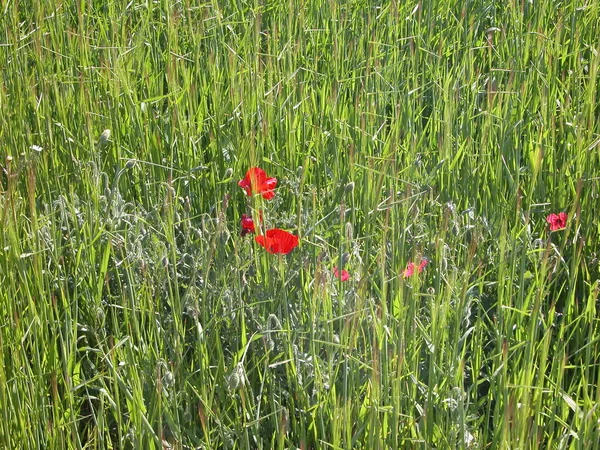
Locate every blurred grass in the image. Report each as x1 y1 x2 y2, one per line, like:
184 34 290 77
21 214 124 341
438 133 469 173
1 0 599 448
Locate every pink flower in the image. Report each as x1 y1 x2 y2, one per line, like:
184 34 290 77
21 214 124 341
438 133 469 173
238 167 277 200
333 267 350 282
546 212 567 231
403 258 428 278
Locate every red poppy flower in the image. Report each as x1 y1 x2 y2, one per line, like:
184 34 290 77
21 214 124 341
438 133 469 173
546 212 567 231
240 214 256 236
333 267 350 282
238 167 277 200
255 228 299 254
240 211 263 236
403 258 429 278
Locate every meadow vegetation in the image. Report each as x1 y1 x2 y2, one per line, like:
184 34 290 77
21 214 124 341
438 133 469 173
1 1 599 448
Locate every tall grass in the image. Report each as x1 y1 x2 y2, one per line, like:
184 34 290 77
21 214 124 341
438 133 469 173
1 0 599 448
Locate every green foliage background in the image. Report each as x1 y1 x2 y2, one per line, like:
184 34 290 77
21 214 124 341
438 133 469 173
1 1 599 448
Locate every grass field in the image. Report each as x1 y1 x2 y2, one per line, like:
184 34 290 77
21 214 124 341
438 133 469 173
1 1 600 448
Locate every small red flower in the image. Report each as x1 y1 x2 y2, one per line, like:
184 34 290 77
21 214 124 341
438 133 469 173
333 267 350 281
403 258 429 278
238 167 277 200
546 212 567 231
240 211 263 236
255 229 299 254
240 214 256 236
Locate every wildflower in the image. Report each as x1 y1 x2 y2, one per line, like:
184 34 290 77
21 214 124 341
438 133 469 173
333 267 350 281
238 167 277 200
403 258 428 278
240 214 256 235
546 212 567 231
255 229 299 254
241 211 263 236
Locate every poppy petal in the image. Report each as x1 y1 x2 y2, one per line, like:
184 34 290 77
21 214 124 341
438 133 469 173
333 267 350 281
546 212 567 231
403 258 428 278
403 262 416 278
241 214 256 234
260 177 278 200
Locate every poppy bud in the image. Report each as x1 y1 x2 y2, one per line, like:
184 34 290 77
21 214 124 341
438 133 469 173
266 338 275 352
345 222 353 241
227 372 241 390
341 252 350 265
227 363 246 391
344 182 355 195
267 314 282 331
162 371 175 388
125 159 136 169
99 129 111 144
224 167 233 179
96 306 105 324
